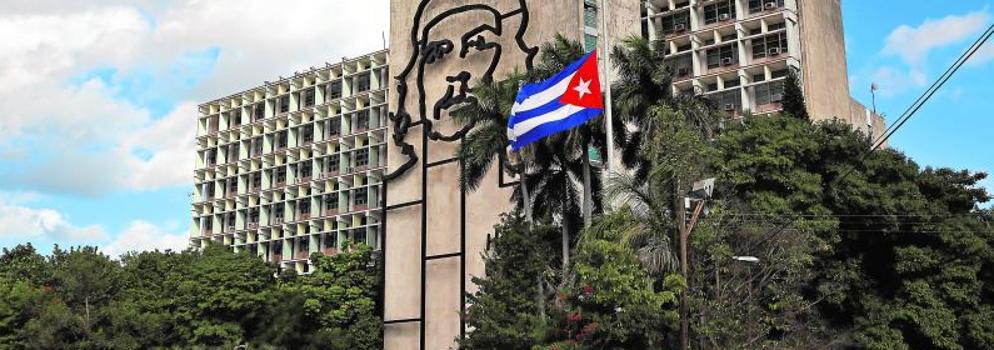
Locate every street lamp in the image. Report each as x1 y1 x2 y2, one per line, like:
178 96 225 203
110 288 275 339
732 256 760 263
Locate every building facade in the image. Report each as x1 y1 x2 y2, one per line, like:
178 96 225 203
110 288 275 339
644 0 885 136
191 0 885 348
191 50 390 274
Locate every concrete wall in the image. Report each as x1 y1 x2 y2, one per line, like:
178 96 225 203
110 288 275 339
384 1 640 349
848 97 888 148
796 0 852 122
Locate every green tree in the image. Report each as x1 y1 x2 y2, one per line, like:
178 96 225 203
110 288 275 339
461 215 559 350
261 243 382 349
782 69 809 120
0 244 50 286
541 238 683 349
48 247 121 334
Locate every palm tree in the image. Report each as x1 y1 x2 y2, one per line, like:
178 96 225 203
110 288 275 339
449 72 535 223
526 34 607 272
610 35 716 181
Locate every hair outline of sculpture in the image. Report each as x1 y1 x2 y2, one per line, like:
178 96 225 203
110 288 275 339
385 0 538 181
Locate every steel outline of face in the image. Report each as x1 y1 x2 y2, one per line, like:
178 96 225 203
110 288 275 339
386 0 537 181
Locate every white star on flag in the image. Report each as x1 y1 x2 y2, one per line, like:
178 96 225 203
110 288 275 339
573 78 592 99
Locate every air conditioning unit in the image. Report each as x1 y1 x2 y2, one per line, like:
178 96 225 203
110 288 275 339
771 93 784 102
765 2 778 10
674 23 686 32
768 47 781 56
718 13 731 21
724 104 736 111
721 57 735 66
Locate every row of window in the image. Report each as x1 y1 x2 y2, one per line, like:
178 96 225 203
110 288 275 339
649 0 785 36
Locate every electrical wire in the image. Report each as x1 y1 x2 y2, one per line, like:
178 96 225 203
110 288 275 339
738 24 994 245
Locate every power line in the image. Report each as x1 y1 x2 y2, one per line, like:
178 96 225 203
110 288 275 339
743 24 994 247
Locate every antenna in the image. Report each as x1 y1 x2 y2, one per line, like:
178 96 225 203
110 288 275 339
870 82 878 114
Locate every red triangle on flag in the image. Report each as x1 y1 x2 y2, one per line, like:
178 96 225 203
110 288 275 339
559 50 604 110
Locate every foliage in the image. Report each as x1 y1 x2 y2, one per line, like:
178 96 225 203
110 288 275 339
782 69 809 120
540 238 682 349
0 242 383 349
461 215 559 350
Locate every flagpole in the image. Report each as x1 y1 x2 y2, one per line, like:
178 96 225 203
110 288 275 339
599 0 615 176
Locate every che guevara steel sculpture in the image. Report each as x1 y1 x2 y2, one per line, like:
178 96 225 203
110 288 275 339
385 0 538 181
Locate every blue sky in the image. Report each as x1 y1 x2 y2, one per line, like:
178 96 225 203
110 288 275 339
0 0 990 256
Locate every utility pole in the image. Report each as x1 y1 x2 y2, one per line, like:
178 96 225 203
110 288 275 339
678 178 713 350
677 194 689 350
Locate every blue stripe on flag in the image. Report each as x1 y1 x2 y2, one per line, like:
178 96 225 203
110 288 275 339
511 108 602 151
510 98 566 125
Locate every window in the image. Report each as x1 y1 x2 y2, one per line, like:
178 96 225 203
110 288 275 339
302 125 314 143
228 144 239 163
749 0 785 13
300 162 312 179
251 172 261 190
725 78 741 88
303 88 315 107
273 204 285 222
249 209 260 224
299 201 310 215
230 110 241 127
771 69 788 79
585 34 598 52
208 117 219 133
706 44 738 70
354 188 368 207
660 11 690 36
355 149 369 168
356 111 370 131
721 33 737 42
276 168 287 184
753 73 766 82
252 138 263 157
356 73 371 92
749 27 762 36
755 81 785 106
752 32 788 59
206 150 216 166
205 182 215 197
329 81 342 99
707 83 719 92
703 0 736 25
328 119 341 137
768 22 786 31
278 96 290 113
276 131 288 149
326 194 339 211
708 90 742 112
666 56 693 78
326 156 340 174
253 103 265 121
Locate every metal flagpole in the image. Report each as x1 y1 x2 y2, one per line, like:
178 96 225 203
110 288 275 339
599 0 615 175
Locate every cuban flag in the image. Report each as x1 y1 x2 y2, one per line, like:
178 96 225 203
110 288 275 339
508 50 604 151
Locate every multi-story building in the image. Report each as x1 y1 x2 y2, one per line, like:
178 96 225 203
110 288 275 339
642 0 885 138
191 50 390 274
192 1 885 347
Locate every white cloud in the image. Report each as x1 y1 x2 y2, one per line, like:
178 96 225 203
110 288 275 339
882 10 990 65
100 220 190 258
869 66 928 98
0 0 390 196
0 199 107 241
